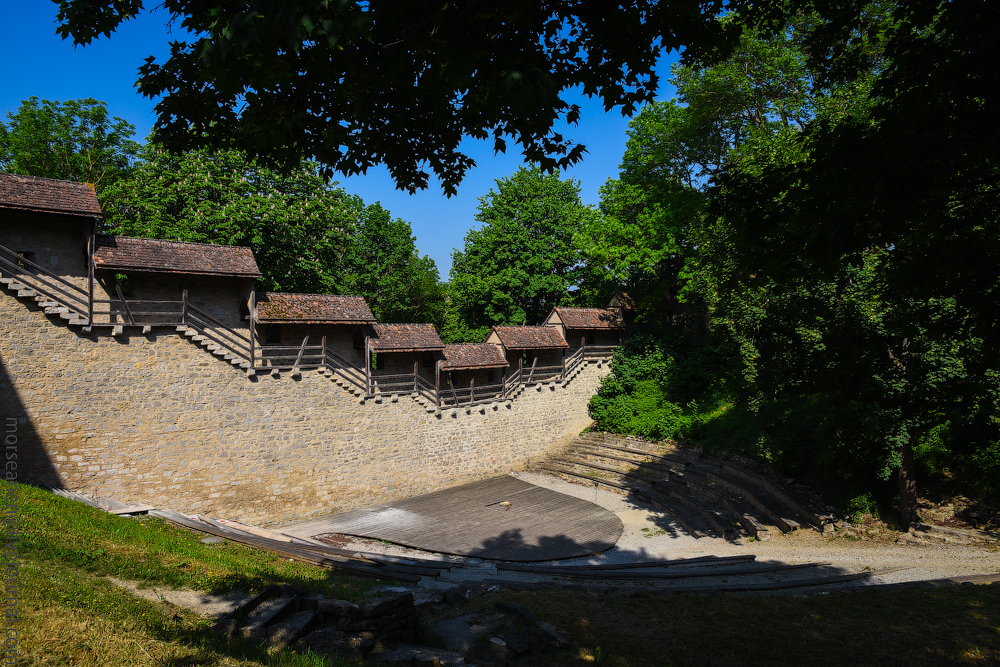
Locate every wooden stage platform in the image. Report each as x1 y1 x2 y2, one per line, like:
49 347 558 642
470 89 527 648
280 476 624 561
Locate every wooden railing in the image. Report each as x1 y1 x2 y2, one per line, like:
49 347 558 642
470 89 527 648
185 303 252 363
371 372 425 396
583 344 618 358
91 297 185 325
324 347 369 394
257 343 325 370
441 377 505 408
563 346 586 377
0 242 89 319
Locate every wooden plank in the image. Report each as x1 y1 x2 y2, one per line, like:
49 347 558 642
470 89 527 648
110 504 157 515
280 476 623 562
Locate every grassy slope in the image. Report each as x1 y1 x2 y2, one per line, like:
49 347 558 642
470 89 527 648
15 484 370 666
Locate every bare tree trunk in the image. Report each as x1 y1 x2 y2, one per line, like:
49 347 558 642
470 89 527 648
898 438 918 529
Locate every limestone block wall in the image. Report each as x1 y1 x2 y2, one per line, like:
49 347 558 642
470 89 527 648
0 291 608 525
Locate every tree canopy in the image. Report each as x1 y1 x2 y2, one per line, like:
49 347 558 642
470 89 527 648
0 97 140 190
445 166 597 342
100 144 445 324
52 0 745 194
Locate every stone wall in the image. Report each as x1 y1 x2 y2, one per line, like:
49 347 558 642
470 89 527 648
0 291 608 525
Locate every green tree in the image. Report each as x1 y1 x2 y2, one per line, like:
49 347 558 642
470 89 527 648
100 146 359 294
714 0 1000 522
342 205 445 326
52 0 745 194
0 97 140 190
446 166 597 342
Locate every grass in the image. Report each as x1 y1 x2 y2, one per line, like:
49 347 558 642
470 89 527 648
497 585 1000 666
14 484 374 665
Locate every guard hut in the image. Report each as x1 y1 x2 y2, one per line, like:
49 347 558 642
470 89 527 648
91 236 261 338
485 325 569 385
253 292 374 374
608 291 638 327
543 306 624 356
369 323 444 398
438 343 509 407
0 173 101 324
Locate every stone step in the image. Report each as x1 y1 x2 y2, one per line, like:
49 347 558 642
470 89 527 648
0 277 14 285
17 289 37 298
267 610 317 652
7 282 26 291
238 596 297 642
44 306 69 315
69 318 89 326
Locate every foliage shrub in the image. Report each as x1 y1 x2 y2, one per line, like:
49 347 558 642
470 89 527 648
590 331 725 441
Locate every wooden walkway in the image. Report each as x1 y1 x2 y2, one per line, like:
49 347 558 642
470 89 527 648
280 476 624 561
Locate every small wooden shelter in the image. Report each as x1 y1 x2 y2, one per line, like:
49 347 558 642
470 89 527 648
438 343 509 406
0 173 101 322
92 235 261 329
369 323 445 395
543 306 624 352
485 325 569 383
253 292 375 371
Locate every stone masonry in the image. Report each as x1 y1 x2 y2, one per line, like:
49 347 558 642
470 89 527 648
0 292 608 525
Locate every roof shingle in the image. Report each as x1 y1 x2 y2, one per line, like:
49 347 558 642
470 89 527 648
370 323 444 352
489 326 569 350
550 306 624 330
256 293 374 323
440 344 510 370
93 236 262 277
0 172 102 217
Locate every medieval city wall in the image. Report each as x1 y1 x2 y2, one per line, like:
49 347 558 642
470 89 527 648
0 292 607 525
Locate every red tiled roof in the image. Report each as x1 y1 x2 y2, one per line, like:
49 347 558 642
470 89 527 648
551 307 624 330
440 344 509 370
0 172 102 217
256 293 374 323
489 326 569 350
370 323 444 352
93 236 262 277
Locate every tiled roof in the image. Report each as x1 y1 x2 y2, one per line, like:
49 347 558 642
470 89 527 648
0 172 102 217
551 307 624 330
440 344 509 370
256 293 374 323
93 236 262 277
490 326 569 350
370 323 444 352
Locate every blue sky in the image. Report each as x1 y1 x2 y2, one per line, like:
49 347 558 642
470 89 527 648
1 4 678 276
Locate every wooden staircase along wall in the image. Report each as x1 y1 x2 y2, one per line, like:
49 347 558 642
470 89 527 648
540 433 833 540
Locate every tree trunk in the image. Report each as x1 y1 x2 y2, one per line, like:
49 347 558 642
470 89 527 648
898 438 918 529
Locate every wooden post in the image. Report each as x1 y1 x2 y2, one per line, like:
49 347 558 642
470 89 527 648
87 233 94 325
469 376 475 405
114 283 134 325
527 355 538 383
321 327 327 370
247 282 255 367
293 330 310 370
518 356 523 383
449 376 458 406
435 360 441 408
364 333 372 395
414 352 419 392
